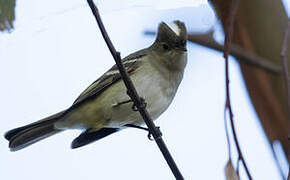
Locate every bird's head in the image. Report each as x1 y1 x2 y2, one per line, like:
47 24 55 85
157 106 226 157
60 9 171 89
151 21 187 71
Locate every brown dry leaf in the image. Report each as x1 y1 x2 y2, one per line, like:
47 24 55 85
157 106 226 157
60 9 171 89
225 159 240 180
210 0 289 157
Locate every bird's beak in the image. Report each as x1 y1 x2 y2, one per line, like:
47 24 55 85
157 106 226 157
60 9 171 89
176 46 187 52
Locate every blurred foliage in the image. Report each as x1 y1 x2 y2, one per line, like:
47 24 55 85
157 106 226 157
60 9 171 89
210 0 289 161
0 0 16 31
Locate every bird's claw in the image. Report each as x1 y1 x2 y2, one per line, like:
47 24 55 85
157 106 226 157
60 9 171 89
147 132 154 141
147 126 161 141
131 97 147 111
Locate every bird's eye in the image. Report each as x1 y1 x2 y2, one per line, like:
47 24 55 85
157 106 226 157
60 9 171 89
162 43 170 51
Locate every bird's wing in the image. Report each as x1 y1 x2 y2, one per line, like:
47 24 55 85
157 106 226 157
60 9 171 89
70 52 147 109
71 128 119 149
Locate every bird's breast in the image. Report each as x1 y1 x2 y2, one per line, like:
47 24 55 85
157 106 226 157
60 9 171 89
130 63 183 121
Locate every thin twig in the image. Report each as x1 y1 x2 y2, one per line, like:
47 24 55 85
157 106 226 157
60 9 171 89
223 0 252 179
86 1 184 179
224 107 232 160
144 31 281 74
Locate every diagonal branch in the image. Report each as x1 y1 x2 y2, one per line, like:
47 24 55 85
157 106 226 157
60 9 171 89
86 0 184 179
223 0 252 179
144 30 281 74
187 32 281 74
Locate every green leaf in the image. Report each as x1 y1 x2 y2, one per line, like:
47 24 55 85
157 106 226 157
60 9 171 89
0 0 16 31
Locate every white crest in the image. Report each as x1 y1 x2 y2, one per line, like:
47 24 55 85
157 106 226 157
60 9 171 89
168 22 181 36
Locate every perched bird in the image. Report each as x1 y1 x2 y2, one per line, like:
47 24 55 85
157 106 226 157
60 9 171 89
4 21 187 151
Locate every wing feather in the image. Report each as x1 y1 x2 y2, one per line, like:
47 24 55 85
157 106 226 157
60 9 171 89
69 51 147 111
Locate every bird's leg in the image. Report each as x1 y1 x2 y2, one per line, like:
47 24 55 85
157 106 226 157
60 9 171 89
124 124 148 131
124 124 160 141
112 99 133 107
112 97 146 110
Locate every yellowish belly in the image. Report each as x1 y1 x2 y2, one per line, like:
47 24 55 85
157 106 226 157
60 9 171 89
55 64 179 130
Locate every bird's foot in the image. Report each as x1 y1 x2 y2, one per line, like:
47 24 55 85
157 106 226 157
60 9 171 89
131 97 147 111
124 124 161 141
147 126 162 141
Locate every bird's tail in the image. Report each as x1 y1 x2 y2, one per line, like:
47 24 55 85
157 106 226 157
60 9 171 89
4 111 66 151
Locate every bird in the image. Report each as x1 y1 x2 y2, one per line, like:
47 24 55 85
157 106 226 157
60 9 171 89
4 20 187 151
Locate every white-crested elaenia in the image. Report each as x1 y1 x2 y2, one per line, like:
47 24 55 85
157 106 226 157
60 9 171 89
5 21 187 151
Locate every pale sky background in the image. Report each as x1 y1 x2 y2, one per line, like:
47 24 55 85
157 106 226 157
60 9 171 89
0 0 289 180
